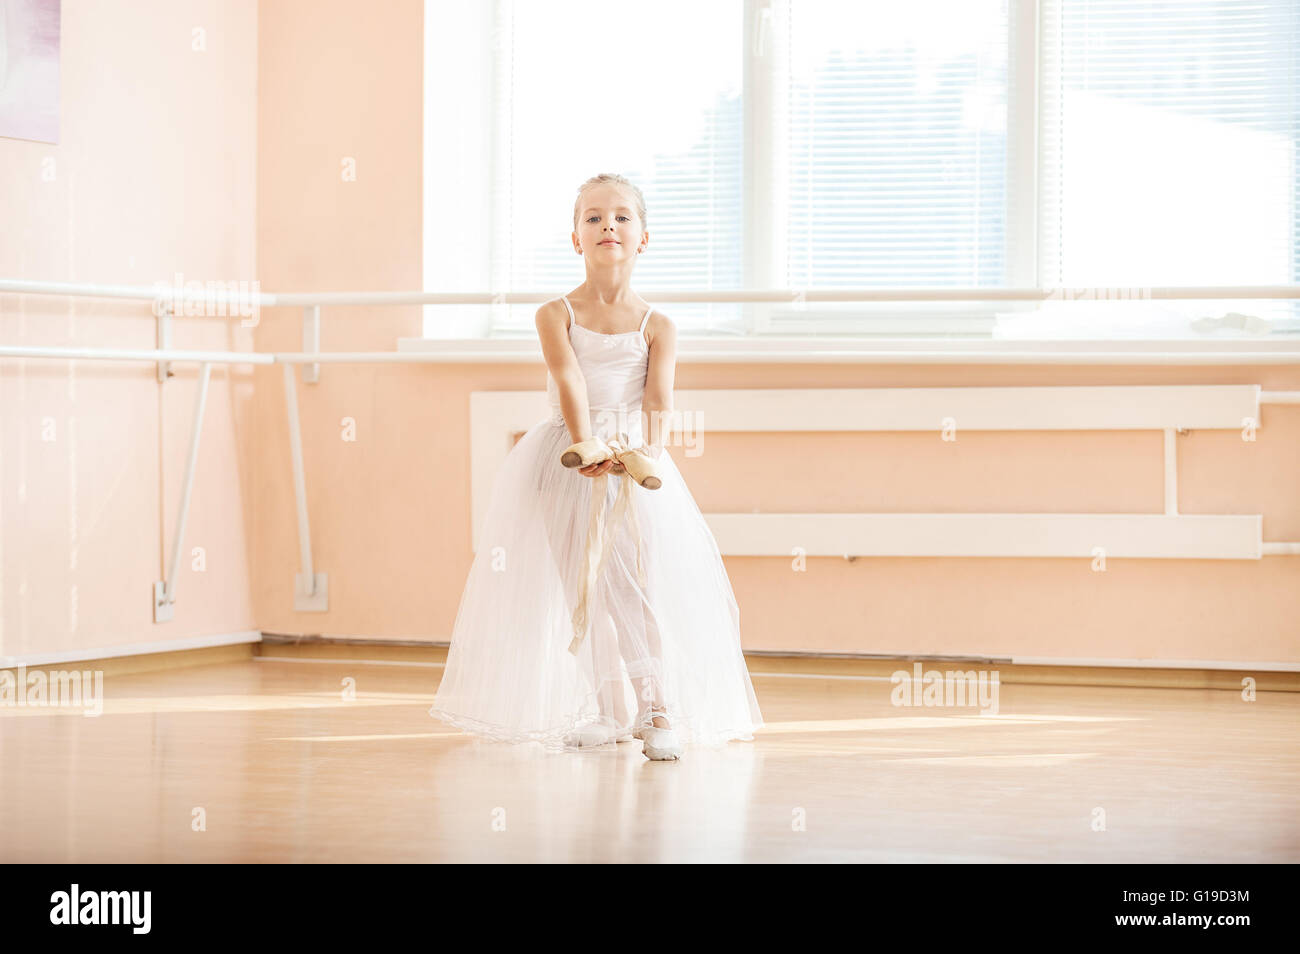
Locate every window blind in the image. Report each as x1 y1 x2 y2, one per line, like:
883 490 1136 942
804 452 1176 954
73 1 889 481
1038 0 1300 331
424 0 1298 338
487 0 745 335
776 0 1014 332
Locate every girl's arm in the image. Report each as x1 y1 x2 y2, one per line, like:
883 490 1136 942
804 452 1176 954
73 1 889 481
536 300 595 445
641 312 678 458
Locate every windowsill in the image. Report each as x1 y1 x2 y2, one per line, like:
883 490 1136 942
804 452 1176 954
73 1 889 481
397 334 1300 363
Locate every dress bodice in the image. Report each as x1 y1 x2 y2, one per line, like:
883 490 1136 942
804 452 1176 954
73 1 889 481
546 297 651 441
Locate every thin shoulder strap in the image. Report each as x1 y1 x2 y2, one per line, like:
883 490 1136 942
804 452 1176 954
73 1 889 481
638 306 652 334
560 296 577 329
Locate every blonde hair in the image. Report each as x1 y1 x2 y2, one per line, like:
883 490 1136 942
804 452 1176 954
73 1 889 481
573 173 647 233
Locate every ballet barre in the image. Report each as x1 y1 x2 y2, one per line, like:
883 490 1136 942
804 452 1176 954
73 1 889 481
469 385 1300 565
4 279 1300 622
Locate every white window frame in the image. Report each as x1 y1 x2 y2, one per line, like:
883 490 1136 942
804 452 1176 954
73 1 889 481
412 0 1296 347
742 0 1037 336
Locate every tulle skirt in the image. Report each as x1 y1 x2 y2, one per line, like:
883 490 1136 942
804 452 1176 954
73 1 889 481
429 412 764 752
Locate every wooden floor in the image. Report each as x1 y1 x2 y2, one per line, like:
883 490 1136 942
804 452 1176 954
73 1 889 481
1 650 1296 862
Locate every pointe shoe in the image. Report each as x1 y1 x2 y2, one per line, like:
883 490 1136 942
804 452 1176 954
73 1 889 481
560 437 663 490
633 708 683 761
560 437 611 469
619 446 663 490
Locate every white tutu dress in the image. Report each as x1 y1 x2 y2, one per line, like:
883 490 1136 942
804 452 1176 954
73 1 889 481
429 296 764 752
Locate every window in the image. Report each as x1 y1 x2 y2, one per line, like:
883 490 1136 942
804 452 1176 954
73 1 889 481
423 0 744 337
423 0 1299 339
772 0 1012 333
1035 0 1300 335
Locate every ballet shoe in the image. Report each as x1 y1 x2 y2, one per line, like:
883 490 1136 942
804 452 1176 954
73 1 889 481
564 721 621 747
619 446 663 490
633 708 683 761
560 437 611 469
560 436 663 490
640 726 682 760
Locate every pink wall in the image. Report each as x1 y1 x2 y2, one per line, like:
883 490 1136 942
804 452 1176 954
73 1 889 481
4 1 1297 669
1 0 259 662
253 0 1300 666
706 364 1300 663
252 0 430 638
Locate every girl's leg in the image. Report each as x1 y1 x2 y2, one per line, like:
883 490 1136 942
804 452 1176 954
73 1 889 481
587 604 633 727
606 529 671 730
633 602 671 729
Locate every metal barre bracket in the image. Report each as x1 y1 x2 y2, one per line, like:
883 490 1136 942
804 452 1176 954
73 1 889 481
303 305 320 384
155 301 173 382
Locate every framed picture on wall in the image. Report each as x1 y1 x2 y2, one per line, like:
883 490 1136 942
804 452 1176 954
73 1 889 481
0 0 60 144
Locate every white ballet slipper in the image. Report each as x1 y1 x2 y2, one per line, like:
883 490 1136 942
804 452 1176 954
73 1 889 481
563 721 622 747
633 709 683 760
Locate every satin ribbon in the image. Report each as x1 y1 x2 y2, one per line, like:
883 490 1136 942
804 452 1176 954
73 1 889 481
568 431 650 655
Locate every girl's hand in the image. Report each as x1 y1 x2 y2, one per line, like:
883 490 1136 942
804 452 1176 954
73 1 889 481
579 459 624 477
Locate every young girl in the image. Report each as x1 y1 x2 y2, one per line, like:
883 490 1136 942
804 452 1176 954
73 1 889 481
428 173 763 760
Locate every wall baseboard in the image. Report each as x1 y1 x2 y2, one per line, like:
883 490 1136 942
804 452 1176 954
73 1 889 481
742 653 1298 692
6 633 1292 691
0 643 257 679
0 630 261 670
255 636 1299 692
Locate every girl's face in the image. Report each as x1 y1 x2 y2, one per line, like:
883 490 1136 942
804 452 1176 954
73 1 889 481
574 185 646 260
